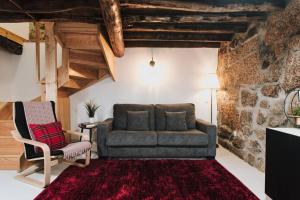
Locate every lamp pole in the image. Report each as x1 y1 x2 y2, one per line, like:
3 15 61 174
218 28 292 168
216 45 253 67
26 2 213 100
210 88 213 124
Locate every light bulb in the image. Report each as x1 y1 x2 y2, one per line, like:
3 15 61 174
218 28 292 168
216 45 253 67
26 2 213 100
149 59 155 67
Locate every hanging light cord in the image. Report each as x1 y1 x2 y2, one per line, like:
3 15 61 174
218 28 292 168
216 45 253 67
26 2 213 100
151 48 154 61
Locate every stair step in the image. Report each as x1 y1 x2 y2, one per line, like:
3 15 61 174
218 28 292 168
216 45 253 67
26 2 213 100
0 102 13 120
0 155 21 170
63 78 90 90
0 146 23 156
58 87 79 97
70 58 107 69
63 34 100 50
69 64 99 80
70 49 102 56
55 23 98 35
70 49 106 64
0 136 22 148
0 120 15 136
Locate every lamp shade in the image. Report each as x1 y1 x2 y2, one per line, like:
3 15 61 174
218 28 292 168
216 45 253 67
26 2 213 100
200 73 220 89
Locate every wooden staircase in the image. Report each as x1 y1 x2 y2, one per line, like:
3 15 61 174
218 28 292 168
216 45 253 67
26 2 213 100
0 102 23 170
0 23 117 169
54 22 116 97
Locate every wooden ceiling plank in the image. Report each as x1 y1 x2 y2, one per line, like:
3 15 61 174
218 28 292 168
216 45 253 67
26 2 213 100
124 32 233 42
123 14 268 24
99 0 125 57
125 40 221 48
120 0 285 14
123 22 249 33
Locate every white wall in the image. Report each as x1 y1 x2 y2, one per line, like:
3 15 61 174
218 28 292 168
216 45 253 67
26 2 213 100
0 42 62 102
70 48 218 129
0 23 29 40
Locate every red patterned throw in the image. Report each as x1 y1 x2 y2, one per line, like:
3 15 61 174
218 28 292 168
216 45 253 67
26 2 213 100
29 121 67 152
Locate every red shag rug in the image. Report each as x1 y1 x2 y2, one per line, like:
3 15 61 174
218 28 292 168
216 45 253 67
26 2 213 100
35 159 258 200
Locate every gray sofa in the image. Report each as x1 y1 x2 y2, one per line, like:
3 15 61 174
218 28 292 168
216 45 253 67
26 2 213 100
97 103 216 158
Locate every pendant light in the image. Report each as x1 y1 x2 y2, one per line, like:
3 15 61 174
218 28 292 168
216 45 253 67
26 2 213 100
149 48 155 67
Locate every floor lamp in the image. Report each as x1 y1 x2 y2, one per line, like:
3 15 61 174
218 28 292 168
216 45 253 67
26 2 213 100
204 73 220 147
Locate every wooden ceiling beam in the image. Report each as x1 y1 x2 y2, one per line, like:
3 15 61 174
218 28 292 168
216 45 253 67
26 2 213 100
123 22 248 34
0 0 102 23
8 0 35 21
0 35 23 55
123 14 268 24
125 41 221 48
99 0 125 57
120 0 285 14
124 32 233 42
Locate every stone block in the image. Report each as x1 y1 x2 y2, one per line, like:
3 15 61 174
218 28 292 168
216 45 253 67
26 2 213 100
287 35 300 51
232 137 245 149
264 60 283 83
260 100 270 109
247 154 256 166
270 100 285 115
268 116 287 127
256 111 267 125
241 90 258 107
218 125 233 140
281 50 300 92
261 85 281 97
241 126 252 137
248 140 262 154
255 157 265 172
240 111 253 126
254 129 266 141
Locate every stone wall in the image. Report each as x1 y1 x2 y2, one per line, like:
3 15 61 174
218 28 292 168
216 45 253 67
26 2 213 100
217 0 300 171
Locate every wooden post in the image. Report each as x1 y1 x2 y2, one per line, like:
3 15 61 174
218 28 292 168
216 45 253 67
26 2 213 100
57 97 71 142
44 22 57 103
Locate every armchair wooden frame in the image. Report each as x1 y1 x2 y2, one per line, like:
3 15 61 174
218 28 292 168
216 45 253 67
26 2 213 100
11 129 91 188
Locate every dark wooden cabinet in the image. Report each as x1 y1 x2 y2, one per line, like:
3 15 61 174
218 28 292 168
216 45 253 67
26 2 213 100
266 128 300 200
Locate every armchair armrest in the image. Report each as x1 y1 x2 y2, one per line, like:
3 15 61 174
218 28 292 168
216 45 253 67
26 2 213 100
11 130 51 157
63 130 88 142
196 119 216 157
96 118 113 157
64 130 85 137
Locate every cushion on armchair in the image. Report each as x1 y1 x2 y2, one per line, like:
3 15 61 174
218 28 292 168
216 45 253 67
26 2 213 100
166 111 188 131
29 121 67 153
127 111 150 131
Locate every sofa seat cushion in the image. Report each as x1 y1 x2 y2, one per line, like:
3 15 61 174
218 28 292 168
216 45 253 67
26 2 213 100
107 131 157 147
157 129 208 147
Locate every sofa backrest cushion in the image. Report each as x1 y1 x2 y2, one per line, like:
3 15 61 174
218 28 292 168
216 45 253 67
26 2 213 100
113 104 155 130
127 111 150 131
155 103 196 130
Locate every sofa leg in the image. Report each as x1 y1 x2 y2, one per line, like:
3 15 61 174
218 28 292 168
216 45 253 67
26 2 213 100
206 156 215 160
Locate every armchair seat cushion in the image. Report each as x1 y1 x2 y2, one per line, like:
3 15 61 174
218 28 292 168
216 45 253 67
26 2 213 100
157 129 208 147
107 131 157 147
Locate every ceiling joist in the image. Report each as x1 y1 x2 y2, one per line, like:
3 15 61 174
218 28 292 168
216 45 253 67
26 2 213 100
0 0 287 49
120 0 285 14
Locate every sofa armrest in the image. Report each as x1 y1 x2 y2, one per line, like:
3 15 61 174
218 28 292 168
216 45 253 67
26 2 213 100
196 119 216 157
96 118 113 157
